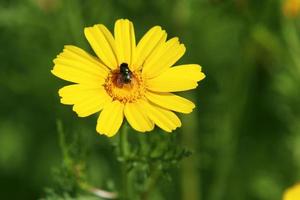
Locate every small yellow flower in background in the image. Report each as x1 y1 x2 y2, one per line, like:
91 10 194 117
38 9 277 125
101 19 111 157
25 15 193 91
51 19 205 137
283 183 300 200
283 0 300 18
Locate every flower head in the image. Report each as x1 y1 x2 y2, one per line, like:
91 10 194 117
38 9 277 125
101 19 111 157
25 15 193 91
283 183 300 200
51 19 205 137
283 0 300 18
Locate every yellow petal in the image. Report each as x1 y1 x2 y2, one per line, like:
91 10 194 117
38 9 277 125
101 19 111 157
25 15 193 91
114 19 136 68
124 100 154 132
52 45 108 85
283 184 300 200
133 26 167 70
58 84 112 117
141 100 181 132
146 64 205 92
145 91 195 114
96 101 124 137
84 24 118 69
142 37 185 78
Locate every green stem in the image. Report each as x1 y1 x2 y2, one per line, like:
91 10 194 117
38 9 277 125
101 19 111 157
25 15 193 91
140 166 161 200
181 110 201 200
120 124 129 199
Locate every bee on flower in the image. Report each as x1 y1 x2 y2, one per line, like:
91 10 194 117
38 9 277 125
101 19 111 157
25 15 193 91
52 19 205 137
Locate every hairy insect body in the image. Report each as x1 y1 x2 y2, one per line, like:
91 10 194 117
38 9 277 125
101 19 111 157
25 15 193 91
115 63 132 88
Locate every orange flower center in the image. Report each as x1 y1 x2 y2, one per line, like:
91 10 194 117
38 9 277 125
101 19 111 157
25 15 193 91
104 68 145 103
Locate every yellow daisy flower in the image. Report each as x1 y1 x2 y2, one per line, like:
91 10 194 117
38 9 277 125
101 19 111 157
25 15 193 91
51 19 205 137
283 183 300 200
283 0 300 18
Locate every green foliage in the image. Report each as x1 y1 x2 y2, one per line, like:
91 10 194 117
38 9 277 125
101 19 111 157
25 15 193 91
41 121 88 198
42 188 99 200
42 122 191 199
120 126 193 199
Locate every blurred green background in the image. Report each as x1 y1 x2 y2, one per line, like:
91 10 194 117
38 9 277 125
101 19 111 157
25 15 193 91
1 0 300 199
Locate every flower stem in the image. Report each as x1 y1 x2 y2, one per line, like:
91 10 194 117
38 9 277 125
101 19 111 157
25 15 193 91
140 166 161 200
120 123 129 199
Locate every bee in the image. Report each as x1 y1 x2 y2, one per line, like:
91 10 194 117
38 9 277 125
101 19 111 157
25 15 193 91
120 63 132 83
115 63 132 87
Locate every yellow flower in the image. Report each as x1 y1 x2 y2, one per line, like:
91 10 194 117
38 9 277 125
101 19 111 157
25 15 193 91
51 19 205 137
283 0 300 18
283 183 300 200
